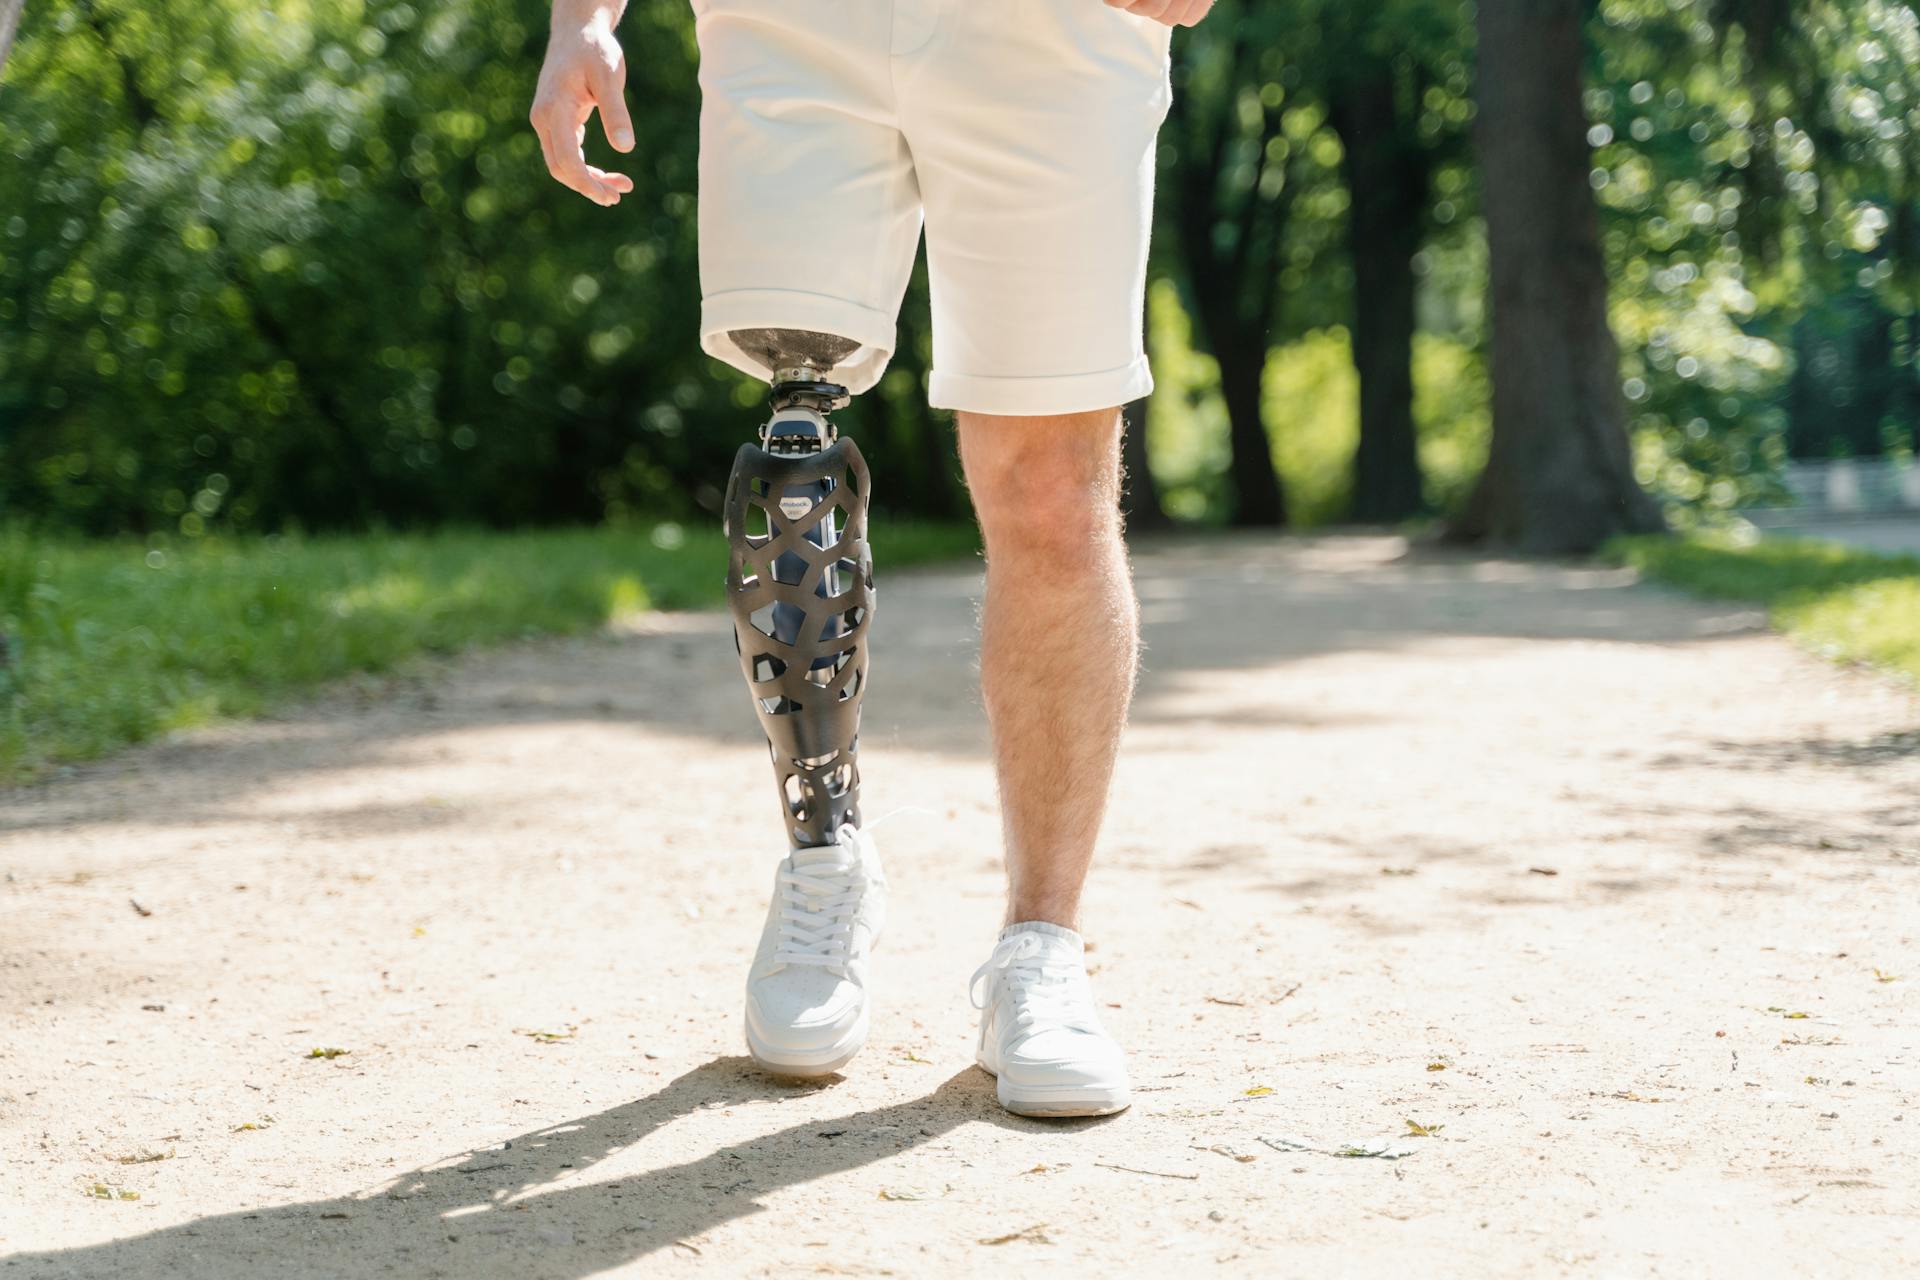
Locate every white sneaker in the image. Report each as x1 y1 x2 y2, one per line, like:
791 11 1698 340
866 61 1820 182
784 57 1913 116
970 922 1130 1117
743 824 885 1076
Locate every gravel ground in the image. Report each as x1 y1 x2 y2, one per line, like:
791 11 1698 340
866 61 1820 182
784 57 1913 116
2 533 1915 1278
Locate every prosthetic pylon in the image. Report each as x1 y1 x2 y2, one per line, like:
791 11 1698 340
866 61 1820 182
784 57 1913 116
722 333 874 849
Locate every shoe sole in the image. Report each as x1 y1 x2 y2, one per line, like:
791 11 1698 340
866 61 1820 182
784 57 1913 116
745 1011 868 1079
980 1063 1130 1117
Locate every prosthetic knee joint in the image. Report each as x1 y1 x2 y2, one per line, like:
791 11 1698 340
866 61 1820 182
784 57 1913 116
722 329 874 849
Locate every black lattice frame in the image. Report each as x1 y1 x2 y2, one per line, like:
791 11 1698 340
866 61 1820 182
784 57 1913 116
723 436 874 848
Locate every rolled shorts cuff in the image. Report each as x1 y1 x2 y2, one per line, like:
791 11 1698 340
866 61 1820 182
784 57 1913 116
927 355 1154 417
700 289 898 395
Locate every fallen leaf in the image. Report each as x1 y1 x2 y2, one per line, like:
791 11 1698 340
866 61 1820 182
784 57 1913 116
113 1149 173 1165
878 1185 950 1201
513 1027 577 1043
1380 867 1416 877
978 1223 1052 1246
1403 1119 1445 1137
1783 1012 1811 1020
1527 866 1559 876
1426 1061 1448 1072
306 1047 349 1059
1874 970 1900 983
83 1184 140 1201
1242 1085 1274 1097
1193 1144 1256 1163
1207 996 1246 1008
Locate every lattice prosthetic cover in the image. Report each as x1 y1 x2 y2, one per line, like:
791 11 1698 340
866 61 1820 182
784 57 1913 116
724 433 874 848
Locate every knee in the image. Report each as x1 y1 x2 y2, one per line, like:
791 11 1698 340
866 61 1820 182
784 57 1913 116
960 409 1123 565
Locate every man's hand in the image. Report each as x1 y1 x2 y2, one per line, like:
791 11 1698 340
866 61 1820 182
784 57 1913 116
1106 0 1214 25
530 2 635 206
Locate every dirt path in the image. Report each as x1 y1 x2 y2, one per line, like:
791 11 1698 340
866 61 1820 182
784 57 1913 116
2 534 1916 1277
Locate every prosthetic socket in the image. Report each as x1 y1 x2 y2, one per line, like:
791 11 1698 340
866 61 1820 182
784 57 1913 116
723 330 874 849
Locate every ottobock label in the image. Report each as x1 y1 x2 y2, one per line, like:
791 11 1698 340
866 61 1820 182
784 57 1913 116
779 496 815 521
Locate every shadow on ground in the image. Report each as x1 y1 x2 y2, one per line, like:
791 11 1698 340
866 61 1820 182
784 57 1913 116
5 1057 1082 1279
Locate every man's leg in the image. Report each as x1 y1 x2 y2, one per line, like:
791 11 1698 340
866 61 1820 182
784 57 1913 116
956 408 1138 930
959 407 1137 1118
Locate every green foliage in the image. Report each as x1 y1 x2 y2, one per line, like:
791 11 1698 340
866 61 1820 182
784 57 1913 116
1609 531 1920 683
0 519 979 782
1592 0 1920 489
0 0 956 536
1263 328 1490 527
1265 329 1359 527
1150 289 1487 529
2 0 1915 540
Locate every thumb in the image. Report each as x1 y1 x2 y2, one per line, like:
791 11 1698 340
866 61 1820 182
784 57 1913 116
598 78 635 153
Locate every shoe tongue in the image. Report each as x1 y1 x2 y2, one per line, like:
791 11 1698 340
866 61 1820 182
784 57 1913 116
790 844 856 870
1000 920 1083 956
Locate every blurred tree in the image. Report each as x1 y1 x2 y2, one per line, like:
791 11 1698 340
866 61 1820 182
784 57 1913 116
1318 0 1472 524
1453 0 1665 551
1706 0 1920 456
0 0 957 536
6 0 1917 541
0 0 22 71
1163 4 1298 526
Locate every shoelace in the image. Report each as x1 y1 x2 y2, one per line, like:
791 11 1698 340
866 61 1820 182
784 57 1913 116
968 933 1100 1035
771 824 869 973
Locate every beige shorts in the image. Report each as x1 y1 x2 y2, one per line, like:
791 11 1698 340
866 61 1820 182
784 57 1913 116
694 0 1172 415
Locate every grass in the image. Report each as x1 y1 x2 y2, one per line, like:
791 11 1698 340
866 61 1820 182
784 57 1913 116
1608 531 1920 686
0 518 980 784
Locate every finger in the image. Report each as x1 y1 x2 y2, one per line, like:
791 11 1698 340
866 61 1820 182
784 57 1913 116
571 119 633 198
1172 0 1212 25
1126 0 1174 17
563 100 625 204
536 105 618 205
594 64 635 153
586 164 634 194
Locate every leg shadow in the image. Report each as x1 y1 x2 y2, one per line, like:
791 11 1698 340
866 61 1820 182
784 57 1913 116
9 1056 1012 1278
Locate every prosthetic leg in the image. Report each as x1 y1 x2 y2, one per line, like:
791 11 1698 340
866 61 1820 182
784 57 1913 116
722 329 874 849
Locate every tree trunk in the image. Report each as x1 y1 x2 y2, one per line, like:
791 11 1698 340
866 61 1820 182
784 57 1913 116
1449 0 1665 553
1331 58 1429 524
0 0 23 77
1215 334 1285 527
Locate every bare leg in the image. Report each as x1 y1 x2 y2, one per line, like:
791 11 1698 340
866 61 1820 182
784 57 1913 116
956 408 1139 931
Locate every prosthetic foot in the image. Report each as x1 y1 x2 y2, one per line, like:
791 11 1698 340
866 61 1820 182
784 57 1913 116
722 330 874 850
